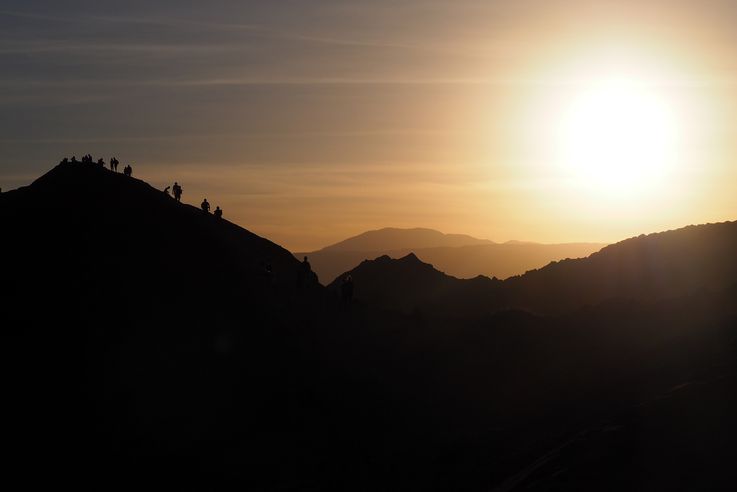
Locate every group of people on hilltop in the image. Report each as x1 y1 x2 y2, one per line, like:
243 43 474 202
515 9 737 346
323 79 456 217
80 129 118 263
200 198 223 219
59 154 132 176
52 154 354 304
59 155 226 218
161 181 223 219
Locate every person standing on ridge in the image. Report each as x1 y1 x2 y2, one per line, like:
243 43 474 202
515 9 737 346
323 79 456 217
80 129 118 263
172 182 182 202
297 256 313 289
201 198 210 213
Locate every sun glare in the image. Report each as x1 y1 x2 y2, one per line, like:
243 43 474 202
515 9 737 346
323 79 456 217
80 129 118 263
556 77 678 195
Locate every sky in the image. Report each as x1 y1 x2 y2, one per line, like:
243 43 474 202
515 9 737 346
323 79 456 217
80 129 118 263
2 0 736 251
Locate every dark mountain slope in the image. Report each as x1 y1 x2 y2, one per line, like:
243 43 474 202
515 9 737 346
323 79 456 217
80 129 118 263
504 221 737 313
1 162 330 486
13 161 306 290
330 221 737 315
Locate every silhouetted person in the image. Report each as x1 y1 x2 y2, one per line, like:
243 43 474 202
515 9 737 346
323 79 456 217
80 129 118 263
71 156 78 164
297 256 312 289
214 206 222 219
341 275 354 304
123 165 132 177
97 158 104 166
163 186 171 196
113 158 119 172
172 182 182 202
201 198 210 213
60 157 69 165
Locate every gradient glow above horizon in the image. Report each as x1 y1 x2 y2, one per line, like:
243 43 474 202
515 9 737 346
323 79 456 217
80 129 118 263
2 0 736 251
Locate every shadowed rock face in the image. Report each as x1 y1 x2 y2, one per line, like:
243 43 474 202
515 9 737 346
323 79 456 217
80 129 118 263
2 162 737 491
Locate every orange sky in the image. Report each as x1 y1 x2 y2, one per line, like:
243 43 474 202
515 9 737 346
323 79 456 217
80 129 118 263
2 1 736 251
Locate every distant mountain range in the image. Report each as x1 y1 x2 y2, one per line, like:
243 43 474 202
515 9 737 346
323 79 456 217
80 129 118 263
297 227 605 284
316 227 494 251
328 221 737 316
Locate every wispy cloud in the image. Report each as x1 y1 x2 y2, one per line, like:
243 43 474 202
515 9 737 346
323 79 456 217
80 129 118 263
0 9 429 52
0 76 538 88
0 128 463 145
0 39 250 55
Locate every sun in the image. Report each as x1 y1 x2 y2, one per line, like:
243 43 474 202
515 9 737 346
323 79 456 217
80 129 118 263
556 77 678 194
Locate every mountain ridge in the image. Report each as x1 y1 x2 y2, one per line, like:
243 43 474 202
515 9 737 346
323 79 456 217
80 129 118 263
314 227 495 252
328 220 737 316
3 162 737 490
298 229 605 284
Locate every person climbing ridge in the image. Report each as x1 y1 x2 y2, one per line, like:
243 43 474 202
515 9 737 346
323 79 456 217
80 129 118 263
214 206 223 219
201 198 210 213
163 186 171 196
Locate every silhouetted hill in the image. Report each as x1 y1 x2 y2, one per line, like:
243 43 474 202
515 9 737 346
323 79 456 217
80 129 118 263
7 161 311 291
3 162 737 490
329 221 737 316
1 161 329 486
298 228 604 284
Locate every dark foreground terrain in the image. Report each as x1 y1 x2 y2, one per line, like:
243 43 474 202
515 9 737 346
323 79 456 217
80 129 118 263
2 162 736 490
